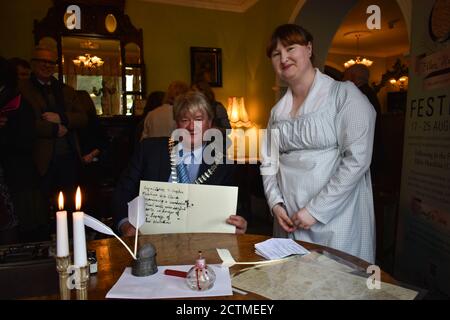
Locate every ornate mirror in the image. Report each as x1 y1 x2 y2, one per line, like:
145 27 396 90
33 0 146 116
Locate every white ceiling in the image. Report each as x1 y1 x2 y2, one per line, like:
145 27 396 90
138 0 259 13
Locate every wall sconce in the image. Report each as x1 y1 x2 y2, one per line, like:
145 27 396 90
227 97 252 128
389 76 409 91
372 59 409 93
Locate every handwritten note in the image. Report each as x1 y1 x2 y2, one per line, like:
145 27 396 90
139 181 237 234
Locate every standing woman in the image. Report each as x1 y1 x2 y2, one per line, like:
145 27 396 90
261 24 376 263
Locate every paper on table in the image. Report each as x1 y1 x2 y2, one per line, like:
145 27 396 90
232 255 419 300
106 265 232 299
255 238 310 260
139 181 237 234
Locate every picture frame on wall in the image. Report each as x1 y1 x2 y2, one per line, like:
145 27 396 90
190 47 222 87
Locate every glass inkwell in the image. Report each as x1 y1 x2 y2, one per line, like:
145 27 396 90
185 251 216 291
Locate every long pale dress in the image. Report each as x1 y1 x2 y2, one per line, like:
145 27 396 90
261 70 376 263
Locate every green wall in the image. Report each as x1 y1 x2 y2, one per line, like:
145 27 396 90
125 0 297 126
125 0 247 106
244 0 298 127
0 0 297 126
0 0 52 60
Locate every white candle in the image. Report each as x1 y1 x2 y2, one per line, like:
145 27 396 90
56 191 69 257
73 187 87 267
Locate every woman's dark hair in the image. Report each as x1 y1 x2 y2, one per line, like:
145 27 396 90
144 91 165 115
266 24 314 63
191 80 215 105
8 57 30 70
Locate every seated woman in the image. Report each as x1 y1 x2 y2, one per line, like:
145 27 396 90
113 90 247 236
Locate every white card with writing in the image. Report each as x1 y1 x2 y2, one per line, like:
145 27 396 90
139 181 237 234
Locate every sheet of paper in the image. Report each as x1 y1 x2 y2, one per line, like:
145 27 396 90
106 265 232 299
139 181 237 234
232 255 419 300
254 238 310 260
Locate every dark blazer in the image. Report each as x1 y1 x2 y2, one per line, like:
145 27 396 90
113 137 236 228
19 75 88 176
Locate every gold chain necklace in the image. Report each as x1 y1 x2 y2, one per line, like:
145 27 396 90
168 138 222 184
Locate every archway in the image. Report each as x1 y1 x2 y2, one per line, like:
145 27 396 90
291 0 411 70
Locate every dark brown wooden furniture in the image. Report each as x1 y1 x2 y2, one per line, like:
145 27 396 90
19 233 397 300
33 0 146 115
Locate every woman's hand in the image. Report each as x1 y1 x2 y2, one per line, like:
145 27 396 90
272 203 296 233
292 207 317 230
226 215 247 234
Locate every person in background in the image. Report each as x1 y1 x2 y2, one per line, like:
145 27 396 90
343 64 383 178
342 64 380 115
134 90 165 145
1 57 45 243
76 90 108 165
113 91 247 236
141 81 189 139
76 90 109 220
262 24 376 263
191 80 231 130
19 46 88 216
8 57 31 80
0 57 19 244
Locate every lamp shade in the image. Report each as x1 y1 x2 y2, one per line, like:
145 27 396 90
227 97 251 128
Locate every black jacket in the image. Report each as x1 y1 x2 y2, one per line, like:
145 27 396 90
112 137 236 228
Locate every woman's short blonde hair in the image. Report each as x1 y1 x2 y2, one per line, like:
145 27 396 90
173 91 214 121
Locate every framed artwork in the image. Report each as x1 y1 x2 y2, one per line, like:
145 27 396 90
190 47 222 87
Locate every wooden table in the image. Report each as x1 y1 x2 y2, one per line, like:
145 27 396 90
27 233 397 300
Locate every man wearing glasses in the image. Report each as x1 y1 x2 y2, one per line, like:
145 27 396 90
19 46 87 225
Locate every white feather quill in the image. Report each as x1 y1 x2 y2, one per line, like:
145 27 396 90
128 196 145 229
127 196 146 257
84 214 137 260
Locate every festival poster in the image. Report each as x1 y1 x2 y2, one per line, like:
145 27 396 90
395 0 450 296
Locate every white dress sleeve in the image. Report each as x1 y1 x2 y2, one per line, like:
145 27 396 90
305 82 376 224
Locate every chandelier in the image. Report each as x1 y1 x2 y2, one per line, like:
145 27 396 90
73 54 104 68
344 32 373 68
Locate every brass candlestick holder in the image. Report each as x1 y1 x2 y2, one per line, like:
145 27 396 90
56 256 71 300
75 265 90 300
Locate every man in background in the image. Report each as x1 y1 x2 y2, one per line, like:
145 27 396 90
20 46 88 216
343 64 383 178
